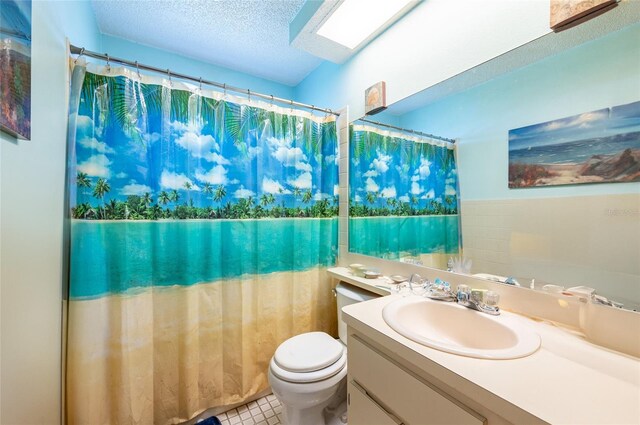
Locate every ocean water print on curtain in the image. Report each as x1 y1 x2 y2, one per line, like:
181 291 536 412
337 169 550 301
349 124 460 262
509 100 640 188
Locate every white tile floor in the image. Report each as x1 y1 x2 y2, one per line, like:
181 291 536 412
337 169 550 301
218 394 282 425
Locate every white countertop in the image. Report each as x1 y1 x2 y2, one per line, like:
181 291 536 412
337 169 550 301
342 293 640 425
327 266 393 295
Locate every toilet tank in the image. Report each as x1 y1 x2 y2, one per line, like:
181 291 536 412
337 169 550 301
335 283 378 345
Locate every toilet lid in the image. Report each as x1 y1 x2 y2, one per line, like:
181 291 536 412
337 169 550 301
270 349 347 383
274 332 344 373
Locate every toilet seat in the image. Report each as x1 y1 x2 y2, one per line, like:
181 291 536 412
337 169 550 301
270 350 346 383
271 332 347 383
274 332 344 372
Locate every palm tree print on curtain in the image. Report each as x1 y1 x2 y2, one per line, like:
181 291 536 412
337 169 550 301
66 64 339 424
349 123 460 263
71 73 338 221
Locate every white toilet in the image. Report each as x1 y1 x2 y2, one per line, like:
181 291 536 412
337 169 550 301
268 283 378 425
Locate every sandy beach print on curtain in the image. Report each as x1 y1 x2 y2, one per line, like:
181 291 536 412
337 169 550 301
508 100 640 188
348 124 460 267
66 64 339 424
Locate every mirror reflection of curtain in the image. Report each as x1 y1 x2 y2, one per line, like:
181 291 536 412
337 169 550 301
65 62 339 424
349 124 460 267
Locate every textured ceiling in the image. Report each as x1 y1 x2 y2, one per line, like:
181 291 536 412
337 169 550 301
91 0 324 86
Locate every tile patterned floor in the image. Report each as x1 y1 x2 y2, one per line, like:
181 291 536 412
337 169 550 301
218 394 282 425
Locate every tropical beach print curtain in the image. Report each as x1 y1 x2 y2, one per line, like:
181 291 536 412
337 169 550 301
66 62 339 425
349 124 459 268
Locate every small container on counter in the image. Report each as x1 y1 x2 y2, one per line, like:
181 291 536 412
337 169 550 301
364 270 382 279
348 263 367 277
390 275 408 284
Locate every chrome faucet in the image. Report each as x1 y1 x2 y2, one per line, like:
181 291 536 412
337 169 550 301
421 278 457 302
455 284 500 315
422 279 501 315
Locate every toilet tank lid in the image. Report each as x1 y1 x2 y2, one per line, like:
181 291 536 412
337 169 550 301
274 332 344 373
336 282 377 302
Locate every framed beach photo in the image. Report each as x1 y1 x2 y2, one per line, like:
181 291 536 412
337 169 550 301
508 101 640 188
0 0 32 140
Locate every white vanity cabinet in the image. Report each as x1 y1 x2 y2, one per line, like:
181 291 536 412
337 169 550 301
347 334 486 425
348 380 403 425
341 291 640 425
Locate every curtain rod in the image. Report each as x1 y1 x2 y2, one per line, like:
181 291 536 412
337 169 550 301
356 117 455 144
69 44 340 117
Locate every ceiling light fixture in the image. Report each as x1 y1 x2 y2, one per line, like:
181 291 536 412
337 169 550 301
316 0 414 50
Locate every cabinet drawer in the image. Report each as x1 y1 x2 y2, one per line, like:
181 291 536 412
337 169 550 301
348 380 402 425
349 335 485 425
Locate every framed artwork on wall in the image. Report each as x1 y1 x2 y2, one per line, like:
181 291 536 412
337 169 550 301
508 101 640 188
364 81 386 115
550 0 617 31
0 0 32 140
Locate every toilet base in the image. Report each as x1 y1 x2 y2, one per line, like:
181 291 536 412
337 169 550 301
269 367 348 425
279 385 347 425
281 403 326 425
325 400 348 425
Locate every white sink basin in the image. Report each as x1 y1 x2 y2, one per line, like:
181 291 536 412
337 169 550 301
382 296 541 359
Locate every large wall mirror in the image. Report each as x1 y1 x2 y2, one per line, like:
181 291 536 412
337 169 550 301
348 119 460 269
348 23 640 311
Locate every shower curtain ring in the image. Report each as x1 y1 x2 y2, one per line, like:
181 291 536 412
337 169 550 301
247 89 251 102
74 47 85 64
105 53 111 72
199 77 203 91
167 69 172 86
270 95 274 107
135 61 141 78
223 83 227 97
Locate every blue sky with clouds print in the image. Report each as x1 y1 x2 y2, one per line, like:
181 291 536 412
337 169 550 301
349 124 458 216
509 101 640 151
72 72 339 212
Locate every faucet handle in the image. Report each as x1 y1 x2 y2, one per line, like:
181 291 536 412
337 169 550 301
409 273 423 286
456 284 471 303
424 278 455 301
408 274 431 296
484 291 500 307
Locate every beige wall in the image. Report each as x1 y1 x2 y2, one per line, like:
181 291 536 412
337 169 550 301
461 194 640 308
0 2 101 424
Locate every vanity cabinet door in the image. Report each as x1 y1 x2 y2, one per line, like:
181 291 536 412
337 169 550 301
348 380 403 425
349 335 485 425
